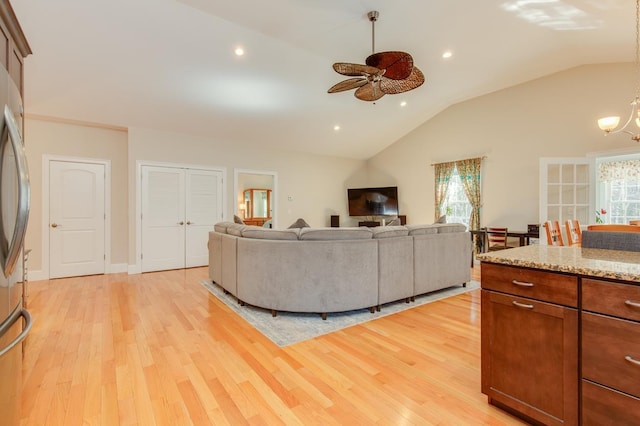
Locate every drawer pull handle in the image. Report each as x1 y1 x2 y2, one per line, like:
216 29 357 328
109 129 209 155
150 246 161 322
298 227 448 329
511 280 534 287
625 300 640 308
512 301 534 309
625 355 640 366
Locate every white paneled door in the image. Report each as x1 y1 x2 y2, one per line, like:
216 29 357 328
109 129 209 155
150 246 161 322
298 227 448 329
141 165 222 273
49 161 106 278
185 169 223 267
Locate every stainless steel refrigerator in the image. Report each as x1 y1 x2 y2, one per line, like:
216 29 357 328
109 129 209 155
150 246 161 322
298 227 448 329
0 63 31 424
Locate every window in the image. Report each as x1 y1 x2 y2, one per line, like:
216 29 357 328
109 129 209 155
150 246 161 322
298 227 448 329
444 167 472 229
597 156 640 224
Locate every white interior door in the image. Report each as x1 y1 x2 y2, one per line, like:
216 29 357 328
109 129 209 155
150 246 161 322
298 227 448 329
185 169 223 267
49 161 105 278
539 157 595 244
141 166 185 273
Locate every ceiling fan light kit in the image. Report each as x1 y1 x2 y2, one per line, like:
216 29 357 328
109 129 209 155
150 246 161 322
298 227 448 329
328 11 425 102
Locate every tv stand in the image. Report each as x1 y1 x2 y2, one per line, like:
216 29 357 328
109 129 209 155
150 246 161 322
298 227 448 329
359 221 381 227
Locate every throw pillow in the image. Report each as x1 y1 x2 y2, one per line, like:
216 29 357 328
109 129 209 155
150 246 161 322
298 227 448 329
386 218 401 226
434 214 447 224
287 218 310 229
233 214 245 224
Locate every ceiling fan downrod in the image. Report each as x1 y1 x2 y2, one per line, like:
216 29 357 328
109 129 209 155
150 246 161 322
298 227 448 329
368 11 379 55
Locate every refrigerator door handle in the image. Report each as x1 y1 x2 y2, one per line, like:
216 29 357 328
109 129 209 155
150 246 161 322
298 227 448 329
1 104 29 277
0 304 32 358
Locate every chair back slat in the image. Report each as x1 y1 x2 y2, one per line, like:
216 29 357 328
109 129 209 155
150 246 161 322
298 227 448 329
565 219 582 246
543 221 564 246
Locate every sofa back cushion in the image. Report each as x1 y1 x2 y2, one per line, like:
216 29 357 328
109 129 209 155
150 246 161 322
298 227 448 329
433 223 466 233
242 227 300 240
405 224 438 236
226 223 247 236
371 226 409 239
214 221 235 233
299 227 373 240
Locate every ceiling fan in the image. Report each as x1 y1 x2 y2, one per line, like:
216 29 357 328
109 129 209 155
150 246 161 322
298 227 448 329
328 11 425 102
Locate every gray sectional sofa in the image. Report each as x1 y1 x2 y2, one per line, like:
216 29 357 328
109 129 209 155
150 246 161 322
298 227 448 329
208 222 471 319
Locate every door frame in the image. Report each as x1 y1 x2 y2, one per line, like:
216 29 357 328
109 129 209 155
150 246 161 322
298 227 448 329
234 168 278 229
41 155 112 279
133 160 226 274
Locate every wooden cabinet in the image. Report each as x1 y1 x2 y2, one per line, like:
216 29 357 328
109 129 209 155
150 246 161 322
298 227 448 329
481 263 579 425
0 1 31 94
581 278 640 424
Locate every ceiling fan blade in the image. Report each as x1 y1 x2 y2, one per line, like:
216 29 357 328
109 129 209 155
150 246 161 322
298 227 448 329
354 82 385 101
366 51 413 80
333 62 381 76
328 78 368 93
380 67 425 94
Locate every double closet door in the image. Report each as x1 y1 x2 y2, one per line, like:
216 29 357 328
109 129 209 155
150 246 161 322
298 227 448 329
141 165 223 273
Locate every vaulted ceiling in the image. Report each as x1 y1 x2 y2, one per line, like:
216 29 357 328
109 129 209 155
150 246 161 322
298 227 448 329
11 0 635 159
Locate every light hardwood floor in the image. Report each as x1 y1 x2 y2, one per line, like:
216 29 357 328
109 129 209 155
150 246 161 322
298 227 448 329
20 265 526 425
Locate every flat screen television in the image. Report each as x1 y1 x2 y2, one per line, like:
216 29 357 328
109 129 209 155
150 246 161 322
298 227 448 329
347 186 399 216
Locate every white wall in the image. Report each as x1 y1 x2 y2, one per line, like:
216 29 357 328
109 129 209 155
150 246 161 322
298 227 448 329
368 63 640 228
24 118 128 274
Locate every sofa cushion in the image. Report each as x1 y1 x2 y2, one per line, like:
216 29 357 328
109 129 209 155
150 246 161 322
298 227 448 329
214 221 235 233
299 227 373 240
242 227 300 240
287 218 310 229
372 226 409 239
582 230 640 252
406 224 438 236
433 223 466 233
226 223 247 236
233 214 245 224
434 214 447 224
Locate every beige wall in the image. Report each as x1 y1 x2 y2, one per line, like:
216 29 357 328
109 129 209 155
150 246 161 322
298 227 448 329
127 127 367 265
26 63 640 274
24 118 128 273
368 63 640 228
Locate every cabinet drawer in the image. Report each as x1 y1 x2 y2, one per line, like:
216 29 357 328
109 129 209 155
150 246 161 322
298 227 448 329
582 380 640 426
583 278 640 321
481 263 577 307
582 312 640 398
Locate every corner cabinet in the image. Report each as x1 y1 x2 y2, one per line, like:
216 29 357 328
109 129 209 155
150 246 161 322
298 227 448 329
481 263 579 425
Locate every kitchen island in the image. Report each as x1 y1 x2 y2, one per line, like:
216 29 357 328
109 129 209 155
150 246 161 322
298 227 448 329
478 245 640 425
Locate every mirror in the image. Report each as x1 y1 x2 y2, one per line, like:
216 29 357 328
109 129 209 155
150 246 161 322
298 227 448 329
244 188 272 220
234 169 277 228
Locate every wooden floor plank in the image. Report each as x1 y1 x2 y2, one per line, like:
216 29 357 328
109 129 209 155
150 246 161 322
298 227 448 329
20 265 526 425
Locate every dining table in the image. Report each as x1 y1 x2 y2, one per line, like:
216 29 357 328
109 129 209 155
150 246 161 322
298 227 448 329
469 228 540 253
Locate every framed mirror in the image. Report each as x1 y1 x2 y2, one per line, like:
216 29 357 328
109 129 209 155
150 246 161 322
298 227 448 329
234 169 277 228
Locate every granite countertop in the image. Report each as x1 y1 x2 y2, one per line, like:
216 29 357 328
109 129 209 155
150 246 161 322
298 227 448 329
477 245 640 282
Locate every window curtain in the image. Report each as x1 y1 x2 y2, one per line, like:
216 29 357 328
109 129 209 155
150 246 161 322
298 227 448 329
433 161 455 221
455 157 482 231
599 159 640 182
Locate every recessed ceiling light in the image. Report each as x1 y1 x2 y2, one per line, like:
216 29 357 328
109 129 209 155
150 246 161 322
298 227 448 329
333 125 341 131
442 50 453 59
234 47 245 56
400 101 407 107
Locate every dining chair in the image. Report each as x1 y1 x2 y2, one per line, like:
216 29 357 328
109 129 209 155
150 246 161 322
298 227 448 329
543 221 564 246
485 227 518 251
586 224 640 232
565 219 582 247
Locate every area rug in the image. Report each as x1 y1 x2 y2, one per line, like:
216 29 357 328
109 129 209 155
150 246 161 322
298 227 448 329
200 280 480 347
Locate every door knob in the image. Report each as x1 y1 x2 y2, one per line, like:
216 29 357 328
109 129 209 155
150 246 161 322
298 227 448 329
178 221 184 225
51 223 58 228
186 221 192 225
